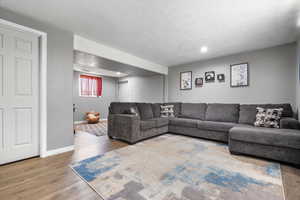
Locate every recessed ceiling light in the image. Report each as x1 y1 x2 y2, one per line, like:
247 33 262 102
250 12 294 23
116 72 121 75
200 46 208 53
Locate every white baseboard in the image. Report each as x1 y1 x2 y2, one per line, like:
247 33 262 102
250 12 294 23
41 145 74 158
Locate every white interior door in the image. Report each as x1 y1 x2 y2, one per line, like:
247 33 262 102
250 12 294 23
0 23 39 165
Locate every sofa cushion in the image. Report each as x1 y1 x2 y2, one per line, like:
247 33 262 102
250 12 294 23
122 106 139 116
267 104 293 118
169 118 198 128
239 104 260 125
165 102 181 117
152 103 163 118
152 118 169 127
229 125 300 149
179 103 207 120
140 120 156 130
280 117 300 130
239 103 293 125
198 121 237 132
110 102 138 114
205 103 239 123
137 103 154 120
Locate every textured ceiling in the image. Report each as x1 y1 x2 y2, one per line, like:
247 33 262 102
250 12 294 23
1 0 299 66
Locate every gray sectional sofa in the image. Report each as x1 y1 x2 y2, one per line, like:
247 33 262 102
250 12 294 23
108 102 300 166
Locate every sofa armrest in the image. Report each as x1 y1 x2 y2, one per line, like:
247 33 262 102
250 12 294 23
108 114 140 143
280 118 300 130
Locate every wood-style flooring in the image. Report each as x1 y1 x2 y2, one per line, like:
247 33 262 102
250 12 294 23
0 131 299 200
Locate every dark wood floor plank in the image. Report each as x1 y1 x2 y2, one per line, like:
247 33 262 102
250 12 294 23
41 181 102 200
281 165 300 200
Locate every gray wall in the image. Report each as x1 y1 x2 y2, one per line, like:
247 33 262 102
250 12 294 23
118 75 165 103
296 39 300 120
0 8 74 151
73 71 118 121
168 43 297 111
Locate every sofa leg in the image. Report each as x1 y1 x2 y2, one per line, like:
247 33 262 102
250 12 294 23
129 141 137 145
108 136 137 145
292 164 300 169
229 151 242 155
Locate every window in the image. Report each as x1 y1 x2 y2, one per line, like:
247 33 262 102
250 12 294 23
79 75 102 97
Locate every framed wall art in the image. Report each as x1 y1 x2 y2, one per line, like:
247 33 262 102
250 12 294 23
230 63 249 87
205 71 215 82
195 77 204 87
217 74 225 82
180 71 192 90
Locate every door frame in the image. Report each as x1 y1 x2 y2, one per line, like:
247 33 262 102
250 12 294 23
0 18 48 157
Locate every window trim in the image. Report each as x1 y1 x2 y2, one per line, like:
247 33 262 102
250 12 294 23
79 74 102 98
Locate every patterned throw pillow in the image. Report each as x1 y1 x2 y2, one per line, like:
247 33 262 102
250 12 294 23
160 105 175 118
254 107 283 128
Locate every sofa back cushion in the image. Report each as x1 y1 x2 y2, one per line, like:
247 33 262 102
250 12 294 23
267 104 293 118
239 104 259 125
122 106 139 116
137 103 154 120
180 103 207 120
110 102 138 114
239 103 293 125
152 103 163 118
165 102 181 117
206 103 239 123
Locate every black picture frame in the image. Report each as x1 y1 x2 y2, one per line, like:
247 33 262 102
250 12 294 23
217 74 225 82
205 71 215 82
230 62 249 87
180 71 192 90
195 77 203 87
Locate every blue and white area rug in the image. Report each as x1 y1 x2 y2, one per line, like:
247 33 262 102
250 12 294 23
70 134 284 200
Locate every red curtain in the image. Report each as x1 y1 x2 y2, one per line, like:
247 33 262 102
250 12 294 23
80 75 102 97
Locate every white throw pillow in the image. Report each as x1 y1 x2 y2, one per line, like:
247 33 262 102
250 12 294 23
160 105 175 118
254 107 283 128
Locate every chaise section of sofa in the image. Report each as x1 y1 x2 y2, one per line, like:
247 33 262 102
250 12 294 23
228 103 300 166
229 125 300 166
